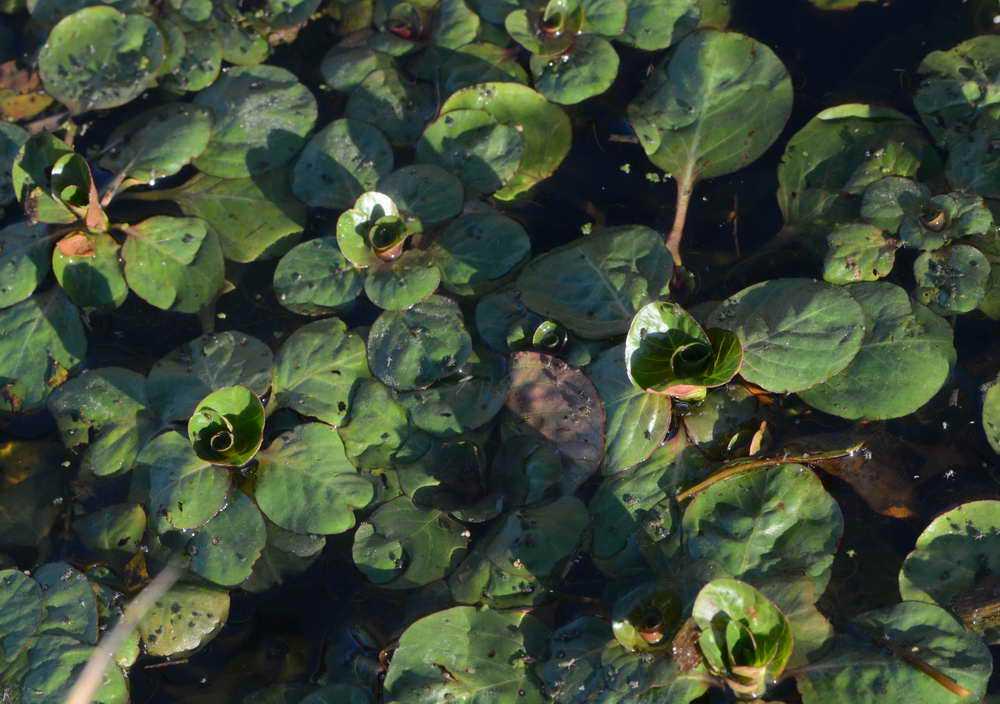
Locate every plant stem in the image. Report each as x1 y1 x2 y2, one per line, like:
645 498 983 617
666 178 693 267
675 441 865 502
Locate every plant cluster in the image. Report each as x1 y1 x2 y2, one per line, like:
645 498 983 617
0 0 998 703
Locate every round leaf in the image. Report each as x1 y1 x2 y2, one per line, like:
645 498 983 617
146 331 274 422
587 344 671 474
0 222 51 308
899 500 1000 644
165 171 307 263
38 6 164 113
707 278 866 393
0 569 43 662
913 244 990 314
531 36 619 106
416 108 523 194
438 82 571 200
0 289 86 417
683 464 843 593
98 103 214 182
823 223 898 285
137 430 230 531
798 282 955 420
138 584 229 658
193 64 317 178
619 0 700 50
345 68 434 143
627 30 792 186
53 232 127 313
352 496 468 589
189 490 266 587
291 118 394 211
505 351 605 494
384 606 549 703
122 215 224 313
160 26 222 93
272 317 370 426
273 237 364 314
428 213 531 295
255 423 374 534
377 165 463 224
367 295 472 390
73 504 146 560
363 250 441 310
518 225 673 339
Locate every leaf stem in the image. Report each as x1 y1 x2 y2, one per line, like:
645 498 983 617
667 179 693 267
675 442 865 502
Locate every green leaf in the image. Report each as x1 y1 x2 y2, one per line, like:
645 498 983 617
518 225 672 339
146 330 274 422
273 237 364 314
795 602 992 704
192 64 317 178
539 616 709 703
11 133 77 224
345 68 434 143
160 26 222 92
338 378 430 469
138 584 229 658
353 496 468 588
137 430 230 531
587 344 671 474
798 282 955 420
625 301 742 397
320 46 395 93
410 43 528 96
913 35 1000 147
693 578 793 699
619 0 699 50
683 464 843 594
52 232 127 313
363 250 439 311
163 170 306 263
898 500 1000 644
38 6 164 113
777 104 936 240
272 317 370 426
291 118 394 210
34 562 97 643
255 423 374 534
823 223 898 284
945 109 1000 198
217 14 270 65
378 164 464 225
860 176 929 233
432 0 480 48
913 244 990 314
188 385 265 466
416 109 524 195
450 496 589 607
0 121 28 208
531 36 619 106
98 103 214 182
0 222 54 308
504 351 605 494
367 295 472 391
707 278 866 393
0 569 43 662
476 285 545 353
0 289 86 417
611 583 682 652
121 215 223 313
241 519 326 593
984 375 1000 454
384 606 549 702
628 29 791 186
438 82 571 200
23 635 128 704
397 354 510 437
428 213 531 295
336 191 401 268
73 504 146 560
48 367 154 477
189 489 266 587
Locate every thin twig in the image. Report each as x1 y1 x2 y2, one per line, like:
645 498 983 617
65 562 182 704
